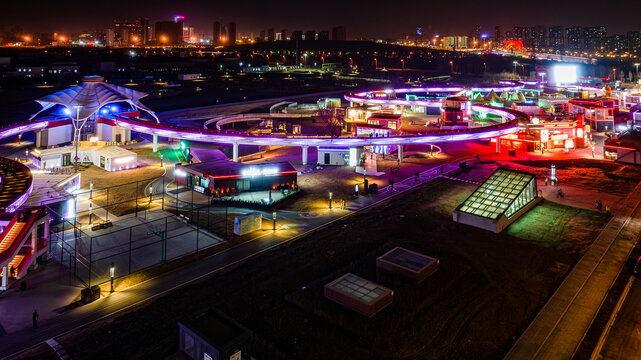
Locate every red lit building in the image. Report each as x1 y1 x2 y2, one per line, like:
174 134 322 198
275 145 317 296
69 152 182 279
568 98 619 132
441 96 471 127
366 113 402 133
499 114 588 152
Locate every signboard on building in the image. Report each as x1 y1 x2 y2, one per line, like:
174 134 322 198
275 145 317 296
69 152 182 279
230 351 242 360
234 213 262 236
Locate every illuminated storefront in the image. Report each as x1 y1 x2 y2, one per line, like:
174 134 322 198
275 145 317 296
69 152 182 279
175 160 298 196
499 116 588 152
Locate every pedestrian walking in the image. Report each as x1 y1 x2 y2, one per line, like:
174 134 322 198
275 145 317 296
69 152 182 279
32 309 38 329
10 265 15 279
475 154 480 160
606 205 611 214
440 167 443 174
20 280 27 291
598 201 603 212
557 188 563 198
545 178 548 186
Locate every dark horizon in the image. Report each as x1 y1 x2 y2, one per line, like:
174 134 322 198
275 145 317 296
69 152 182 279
2 0 640 38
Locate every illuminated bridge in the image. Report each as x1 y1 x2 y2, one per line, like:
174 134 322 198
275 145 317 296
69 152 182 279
4 79 530 165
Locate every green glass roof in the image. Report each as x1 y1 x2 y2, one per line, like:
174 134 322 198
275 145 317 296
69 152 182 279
457 168 535 220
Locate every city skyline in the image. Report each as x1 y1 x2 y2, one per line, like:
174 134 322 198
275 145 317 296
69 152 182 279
1 0 640 38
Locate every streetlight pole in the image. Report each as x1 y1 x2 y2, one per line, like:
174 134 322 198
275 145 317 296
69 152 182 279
272 210 276 231
109 262 115 292
513 61 518 77
635 63 640 81
74 105 81 173
328 192 332 209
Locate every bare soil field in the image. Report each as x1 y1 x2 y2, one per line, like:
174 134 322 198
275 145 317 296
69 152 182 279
39 175 610 360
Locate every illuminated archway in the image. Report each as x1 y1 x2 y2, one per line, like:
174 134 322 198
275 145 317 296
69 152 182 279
504 40 524 52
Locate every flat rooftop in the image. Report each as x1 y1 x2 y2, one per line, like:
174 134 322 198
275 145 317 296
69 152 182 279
37 145 136 158
178 159 296 178
378 247 438 273
325 273 392 305
179 308 250 349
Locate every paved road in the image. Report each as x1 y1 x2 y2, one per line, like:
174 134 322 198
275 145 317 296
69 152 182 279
595 276 641 359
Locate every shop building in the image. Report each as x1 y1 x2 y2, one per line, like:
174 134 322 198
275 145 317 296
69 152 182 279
174 160 298 196
499 114 588 152
603 131 641 164
569 98 619 132
317 147 363 166
178 308 251 360
32 144 138 171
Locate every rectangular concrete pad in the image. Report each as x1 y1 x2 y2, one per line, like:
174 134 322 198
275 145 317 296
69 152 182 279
324 273 393 317
376 246 439 282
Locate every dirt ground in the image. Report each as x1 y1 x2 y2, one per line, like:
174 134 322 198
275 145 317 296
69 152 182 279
497 159 641 197
36 175 610 360
76 164 166 217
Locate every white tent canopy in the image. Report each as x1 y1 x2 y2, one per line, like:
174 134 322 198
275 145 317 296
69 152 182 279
30 75 158 122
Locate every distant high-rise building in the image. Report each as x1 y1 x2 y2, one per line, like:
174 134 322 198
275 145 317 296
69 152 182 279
513 26 529 45
138 18 150 44
155 20 183 45
292 30 303 41
112 19 140 46
304 30 316 41
494 26 502 45
566 26 583 51
548 26 565 51
604 34 629 53
332 26 346 41
259 30 266 41
105 28 115 47
213 22 221 45
629 31 641 54
267 28 275 41
281 29 288 40
530 25 546 50
228 22 236 44
584 26 606 51
473 25 482 40
318 30 329 41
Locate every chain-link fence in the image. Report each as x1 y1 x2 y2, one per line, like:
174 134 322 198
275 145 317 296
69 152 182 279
46 177 228 287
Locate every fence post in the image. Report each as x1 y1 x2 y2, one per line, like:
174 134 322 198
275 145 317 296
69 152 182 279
106 187 109 221
135 180 139 217
129 226 133 274
162 175 165 211
196 208 200 251
164 217 168 261
73 220 77 276
88 236 93 287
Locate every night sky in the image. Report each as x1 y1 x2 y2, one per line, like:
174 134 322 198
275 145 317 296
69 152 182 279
2 0 640 38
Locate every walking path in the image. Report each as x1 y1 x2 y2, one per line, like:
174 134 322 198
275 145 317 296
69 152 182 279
504 181 641 360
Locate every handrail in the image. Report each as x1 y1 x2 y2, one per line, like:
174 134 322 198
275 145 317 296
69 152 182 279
0 208 47 266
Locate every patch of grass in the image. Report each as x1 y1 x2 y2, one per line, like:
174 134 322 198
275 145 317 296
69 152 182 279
505 200 610 255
